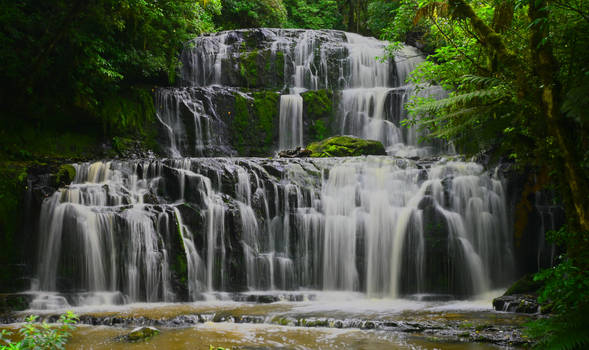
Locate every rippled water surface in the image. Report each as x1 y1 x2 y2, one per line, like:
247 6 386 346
3 291 534 349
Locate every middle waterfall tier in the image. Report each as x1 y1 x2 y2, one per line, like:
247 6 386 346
35 157 515 305
156 29 447 157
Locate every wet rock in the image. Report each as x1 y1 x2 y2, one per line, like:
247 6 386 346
125 326 160 342
213 311 237 323
0 293 34 312
493 294 539 313
278 147 312 158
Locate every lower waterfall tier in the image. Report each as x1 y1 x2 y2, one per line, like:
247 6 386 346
31 156 515 307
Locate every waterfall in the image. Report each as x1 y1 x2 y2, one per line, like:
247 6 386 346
279 95 304 150
32 157 513 306
31 29 516 308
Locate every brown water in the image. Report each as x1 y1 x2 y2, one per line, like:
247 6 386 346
2 292 535 349
64 323 506 350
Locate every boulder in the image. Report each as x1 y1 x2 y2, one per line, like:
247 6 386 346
126 326 160 342
278 147 312 158
306 136 386 157
493 294 539 314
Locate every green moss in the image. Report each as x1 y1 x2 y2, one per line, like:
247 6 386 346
306 136 386 157
230 91 279 156
126 327 160 342
310 120 328 141
56 164 76 185
232 94 251 155
275 51 285 83
504 274 544 296
238 46 285 89
252 91 279 147
239 50 259 88
301 90 333 120
301 90 334 141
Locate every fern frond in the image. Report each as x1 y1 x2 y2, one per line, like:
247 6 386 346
459 75 504 88
412 88 507 114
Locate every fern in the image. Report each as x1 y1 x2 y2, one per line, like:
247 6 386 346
407 74 516 154
458 75 504 88
525 250 589 350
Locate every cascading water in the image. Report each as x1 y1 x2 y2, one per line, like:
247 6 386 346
31 29 516 308
279 95 303 150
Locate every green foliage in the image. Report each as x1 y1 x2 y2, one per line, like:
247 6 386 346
525 242 589 349
311 120 328 141
283 0 342 30
366 0 400 36
216 0 287 29
0 162 27 287
381 0 422 41
100 87 156 137
0 0 220 150
0 312 78 350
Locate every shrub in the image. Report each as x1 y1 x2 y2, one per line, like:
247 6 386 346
0 312 78 350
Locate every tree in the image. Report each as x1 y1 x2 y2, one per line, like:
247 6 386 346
0 0 220 139
215 0 288 29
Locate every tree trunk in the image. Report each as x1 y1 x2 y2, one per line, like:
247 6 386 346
528 0 589 232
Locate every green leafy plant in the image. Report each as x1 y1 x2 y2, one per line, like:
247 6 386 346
0 312 78 350
525 227 589 349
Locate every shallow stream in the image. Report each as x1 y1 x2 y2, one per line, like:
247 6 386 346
2 291 535 349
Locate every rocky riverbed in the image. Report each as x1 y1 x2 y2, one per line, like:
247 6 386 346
0 291 537 349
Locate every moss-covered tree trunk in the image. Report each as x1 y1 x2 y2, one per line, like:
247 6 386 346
528 0 589 233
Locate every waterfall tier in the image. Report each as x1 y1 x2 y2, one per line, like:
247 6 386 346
33 157 514 306
157 28 447 157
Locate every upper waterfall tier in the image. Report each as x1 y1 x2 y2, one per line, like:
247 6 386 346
156 29 447 158
178 28 411 90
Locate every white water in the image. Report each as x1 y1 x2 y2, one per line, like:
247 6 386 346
32 156 514 308
279 94 304 150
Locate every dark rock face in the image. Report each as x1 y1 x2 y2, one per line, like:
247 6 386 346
306 136 386 157
501 165 566 278
278 147 312 158
493 295 539 314
492 274 543 314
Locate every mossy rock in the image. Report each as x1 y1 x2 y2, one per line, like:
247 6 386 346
230 91 279 156
503 274 544 296
126 326 160 342
301 90 334 142
56 164 76 186
306 136 386 157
